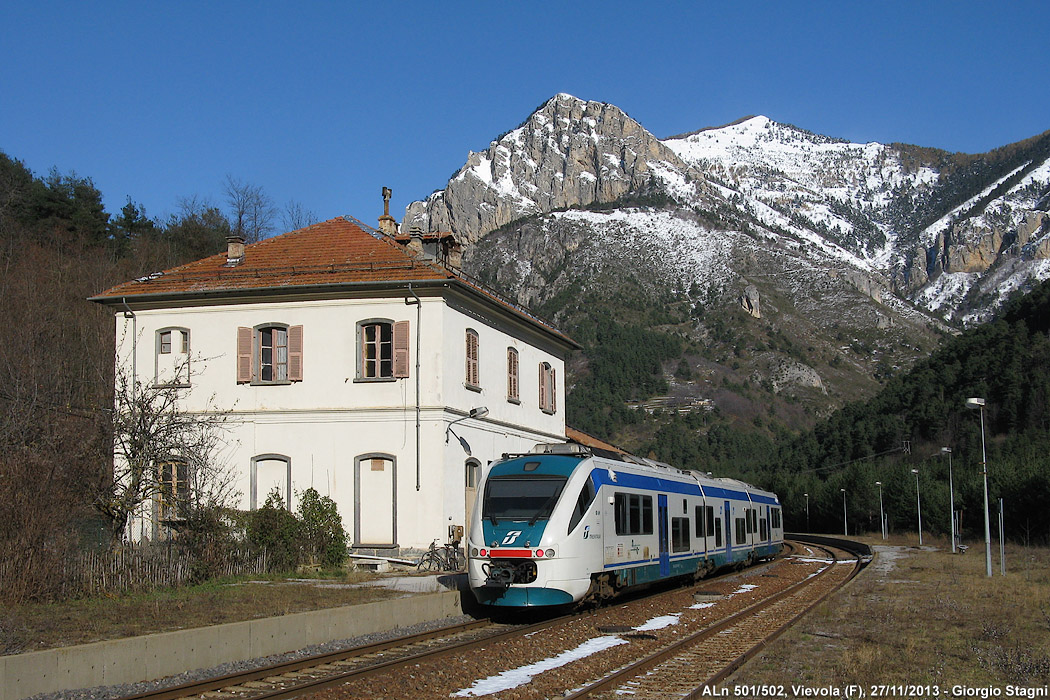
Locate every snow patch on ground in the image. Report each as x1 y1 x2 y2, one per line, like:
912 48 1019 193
452 610 687 696
452 635 628 697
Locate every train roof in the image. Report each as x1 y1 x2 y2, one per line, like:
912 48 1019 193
496 442 776 499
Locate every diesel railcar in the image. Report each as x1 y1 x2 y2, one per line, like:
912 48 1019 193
467 444 783 607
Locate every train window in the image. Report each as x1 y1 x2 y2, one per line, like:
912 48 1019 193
482 477 566 523
694 505 716 540
715 517 723 547
671 517 690 552
735 517 747 545
771 508 781 529
745 508 756 534
567 476 597 534
614 493 653 536
760 519 769 541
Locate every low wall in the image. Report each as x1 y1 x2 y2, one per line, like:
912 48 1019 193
0 590 463 700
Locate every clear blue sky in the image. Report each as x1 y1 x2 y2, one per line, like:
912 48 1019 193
2 1 1047 230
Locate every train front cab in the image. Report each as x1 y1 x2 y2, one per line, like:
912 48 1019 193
467 453 598 607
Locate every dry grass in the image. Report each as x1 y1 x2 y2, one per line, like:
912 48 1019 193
733 534 1050 692
0 569 397 655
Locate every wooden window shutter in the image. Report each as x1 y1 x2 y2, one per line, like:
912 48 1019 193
466 330 479 386
287 325 303 381
393 320 410 378
551 367 557 412
237 327 253 383
507 348 518 400
538 362 547 410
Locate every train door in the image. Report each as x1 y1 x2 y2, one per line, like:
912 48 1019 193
464 459 481 543
724 500 732 559
657 494 670 577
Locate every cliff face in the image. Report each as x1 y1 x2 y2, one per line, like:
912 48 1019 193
403 94 708 243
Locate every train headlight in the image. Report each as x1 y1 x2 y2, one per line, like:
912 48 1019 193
544 548 555 558
470 547 479 557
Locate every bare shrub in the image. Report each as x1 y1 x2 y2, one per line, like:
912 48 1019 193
973 643 1050 684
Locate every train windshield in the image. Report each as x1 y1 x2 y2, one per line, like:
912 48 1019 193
482 477 567 524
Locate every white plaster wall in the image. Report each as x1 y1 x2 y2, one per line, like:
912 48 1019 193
114 293 569 550
439 303 565 438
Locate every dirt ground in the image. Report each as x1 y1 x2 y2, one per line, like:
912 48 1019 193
730 534 1050 694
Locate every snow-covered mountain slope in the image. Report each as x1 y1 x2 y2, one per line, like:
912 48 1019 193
404 93 1050 326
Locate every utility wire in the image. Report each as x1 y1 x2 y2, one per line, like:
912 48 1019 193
796 441 910 475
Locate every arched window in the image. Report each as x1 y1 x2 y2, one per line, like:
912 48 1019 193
250 454 292 510
465 458 481 489
237 325 303 384
356 319 410 380
155 327 190 386
156 458 189 523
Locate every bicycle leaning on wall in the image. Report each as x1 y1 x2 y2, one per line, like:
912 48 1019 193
416 538 466 572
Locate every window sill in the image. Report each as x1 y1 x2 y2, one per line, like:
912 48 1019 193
541 408 556 415
464 383 482 393
507 397 521 405
353 376 397 383
152 382 191 389
249 380 294 386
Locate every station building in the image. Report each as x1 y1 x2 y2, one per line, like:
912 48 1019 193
91 201 577 554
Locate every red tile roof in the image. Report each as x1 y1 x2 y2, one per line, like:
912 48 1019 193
91 216 576 347
564 427 629 455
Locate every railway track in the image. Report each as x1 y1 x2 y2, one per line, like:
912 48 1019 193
565 538 868 699
113 538 866 700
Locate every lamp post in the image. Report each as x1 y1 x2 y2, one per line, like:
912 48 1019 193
966 397 992 577
840 488 847 536
941 447 956 553
804 492 809 532
875 481 886 540
911 468 923 545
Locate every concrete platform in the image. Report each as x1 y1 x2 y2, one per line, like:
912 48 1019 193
0 574 469 700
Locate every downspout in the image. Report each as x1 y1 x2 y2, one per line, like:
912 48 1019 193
120 297 138 541
405 285 422 491
120 297 137 406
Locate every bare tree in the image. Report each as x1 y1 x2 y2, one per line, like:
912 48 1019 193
223 176 277 243
95 357 238 548
281 199 318 231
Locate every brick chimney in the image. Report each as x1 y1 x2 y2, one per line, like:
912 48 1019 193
378 186 398 236
224 234 246 267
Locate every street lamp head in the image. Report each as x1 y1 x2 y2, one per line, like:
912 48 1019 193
911 468 919 474
469 406 490 419
941 446 952 455
875 481 882 486
965 397 986 410
840 488 846 493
